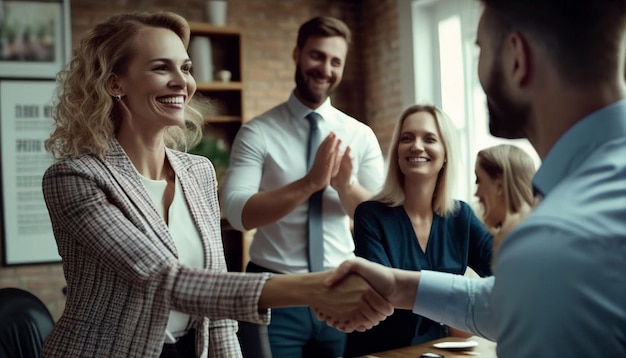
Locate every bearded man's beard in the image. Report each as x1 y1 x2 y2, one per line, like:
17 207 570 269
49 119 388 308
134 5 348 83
294 64 335 105
485 64 529 139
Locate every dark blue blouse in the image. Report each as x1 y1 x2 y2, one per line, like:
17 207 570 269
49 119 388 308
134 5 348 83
344 200 493 357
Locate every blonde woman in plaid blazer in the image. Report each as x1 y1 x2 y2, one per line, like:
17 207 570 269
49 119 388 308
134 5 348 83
41 11 392 358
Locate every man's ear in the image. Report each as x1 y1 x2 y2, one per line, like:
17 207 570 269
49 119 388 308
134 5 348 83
292 47 300 63
508 32 531 87
106 73 124 97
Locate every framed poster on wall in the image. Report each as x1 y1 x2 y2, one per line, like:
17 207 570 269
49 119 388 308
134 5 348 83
0 0 71 79
1 80 60 265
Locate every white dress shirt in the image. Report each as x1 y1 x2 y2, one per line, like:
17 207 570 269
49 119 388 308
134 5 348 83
221 92 384 273
140 174 204 340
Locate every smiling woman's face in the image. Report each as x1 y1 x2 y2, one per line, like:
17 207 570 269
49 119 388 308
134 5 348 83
114 26 196 131
396 111 446 180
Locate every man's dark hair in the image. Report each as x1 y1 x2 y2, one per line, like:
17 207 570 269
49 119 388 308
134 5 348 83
479 0 626 85
296 16 351 49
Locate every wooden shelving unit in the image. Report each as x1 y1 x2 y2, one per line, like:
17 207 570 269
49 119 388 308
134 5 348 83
189 21 248 272
188 21 245 123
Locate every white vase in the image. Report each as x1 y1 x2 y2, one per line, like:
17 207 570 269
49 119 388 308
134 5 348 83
215 69 232 82
189 36 213 82
206 0 228 26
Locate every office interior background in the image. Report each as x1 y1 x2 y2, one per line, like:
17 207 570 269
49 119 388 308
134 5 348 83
0 0 539 319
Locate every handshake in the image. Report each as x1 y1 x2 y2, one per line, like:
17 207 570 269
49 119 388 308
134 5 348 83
260 257 421 333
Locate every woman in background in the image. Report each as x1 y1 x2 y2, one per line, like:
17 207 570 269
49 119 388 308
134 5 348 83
474 144 536 258
41 11 390 358
344 104 493 357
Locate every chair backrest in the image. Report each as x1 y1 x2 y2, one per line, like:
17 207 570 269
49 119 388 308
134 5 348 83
0 287 55 358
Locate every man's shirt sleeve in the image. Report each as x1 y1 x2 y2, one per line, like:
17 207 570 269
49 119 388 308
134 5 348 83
414 271 497 340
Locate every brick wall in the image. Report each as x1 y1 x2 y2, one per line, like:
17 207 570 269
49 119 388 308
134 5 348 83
0 263 66 320
361 0 403 157
0 0 402 321
226 0 364 122
69 0 365 121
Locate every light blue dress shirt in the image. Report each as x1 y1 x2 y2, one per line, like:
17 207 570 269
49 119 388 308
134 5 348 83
221 92 384 273
414 100 626 357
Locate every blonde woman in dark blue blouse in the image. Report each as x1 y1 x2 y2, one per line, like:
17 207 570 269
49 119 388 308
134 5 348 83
344 104 493 357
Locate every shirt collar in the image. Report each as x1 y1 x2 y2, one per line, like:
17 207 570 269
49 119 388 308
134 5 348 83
286 91 333 122
533 99 626 196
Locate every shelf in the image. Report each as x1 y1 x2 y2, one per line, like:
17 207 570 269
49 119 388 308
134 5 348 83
189 20 246 272
189 21 244 122
196 82 243 91
188 21 241 36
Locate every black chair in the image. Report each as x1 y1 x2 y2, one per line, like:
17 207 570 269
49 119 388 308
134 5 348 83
0 287 55 358
237 321 273 358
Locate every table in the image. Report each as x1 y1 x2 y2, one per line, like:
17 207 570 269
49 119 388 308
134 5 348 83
360 336 497 358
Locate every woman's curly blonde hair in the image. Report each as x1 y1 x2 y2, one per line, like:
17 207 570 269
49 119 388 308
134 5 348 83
46 11 207 158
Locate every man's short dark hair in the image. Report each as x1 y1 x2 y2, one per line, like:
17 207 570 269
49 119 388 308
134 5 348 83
296 16 351 49
479 0 626 85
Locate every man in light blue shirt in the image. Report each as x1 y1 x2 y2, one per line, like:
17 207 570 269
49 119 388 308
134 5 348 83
322 1 626 357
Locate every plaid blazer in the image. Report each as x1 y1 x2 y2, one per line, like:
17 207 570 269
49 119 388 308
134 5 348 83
41 140 271 358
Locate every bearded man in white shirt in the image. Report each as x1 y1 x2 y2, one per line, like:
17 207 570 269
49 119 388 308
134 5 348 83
221 15 384 358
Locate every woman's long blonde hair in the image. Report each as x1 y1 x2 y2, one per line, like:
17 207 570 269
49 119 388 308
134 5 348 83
476 144 535 214
45 11 206 158
374 104 460 216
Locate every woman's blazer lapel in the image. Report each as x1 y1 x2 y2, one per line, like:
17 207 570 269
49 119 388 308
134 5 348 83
104 139 178 257
165 148 219 269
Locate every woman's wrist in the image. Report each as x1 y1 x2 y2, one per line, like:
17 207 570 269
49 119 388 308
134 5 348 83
258 272 326 309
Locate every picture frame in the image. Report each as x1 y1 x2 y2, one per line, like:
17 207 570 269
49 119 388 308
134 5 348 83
0 0 71 79
1 79 60 265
